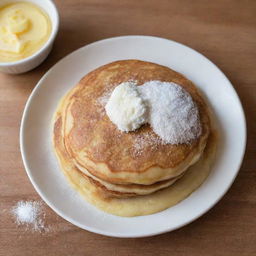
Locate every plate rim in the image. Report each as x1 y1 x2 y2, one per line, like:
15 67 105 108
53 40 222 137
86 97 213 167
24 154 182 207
20 35 247 238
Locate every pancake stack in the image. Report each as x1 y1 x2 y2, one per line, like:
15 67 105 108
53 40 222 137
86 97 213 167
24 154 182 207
53 60 213 215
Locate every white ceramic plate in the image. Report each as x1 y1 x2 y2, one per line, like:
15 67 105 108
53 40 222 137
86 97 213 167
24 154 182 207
20 36 246 238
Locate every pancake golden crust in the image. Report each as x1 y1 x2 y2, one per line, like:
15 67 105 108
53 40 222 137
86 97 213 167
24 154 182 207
53 110 217 216
54 114 183 198
59 60 210 185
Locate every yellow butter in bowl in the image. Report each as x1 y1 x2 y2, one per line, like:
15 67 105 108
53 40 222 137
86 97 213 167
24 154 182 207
7 9 30 34
0 2 52 62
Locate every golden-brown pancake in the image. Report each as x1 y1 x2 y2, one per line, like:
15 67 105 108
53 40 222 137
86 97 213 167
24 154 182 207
54 98 184 198
53 109 217 216
58 60 210 185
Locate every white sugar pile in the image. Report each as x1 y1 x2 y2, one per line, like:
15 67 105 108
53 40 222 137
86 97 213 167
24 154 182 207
138 81 202 144
12 201 46 232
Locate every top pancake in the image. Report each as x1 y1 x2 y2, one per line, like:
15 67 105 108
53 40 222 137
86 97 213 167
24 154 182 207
60 60 210 185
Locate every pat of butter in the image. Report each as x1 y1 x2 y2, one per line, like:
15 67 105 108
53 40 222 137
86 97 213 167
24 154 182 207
105 81 148 132
0 26 24 53
7 9 29 34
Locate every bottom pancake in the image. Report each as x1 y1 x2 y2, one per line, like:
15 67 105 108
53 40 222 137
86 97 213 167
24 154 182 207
53 113 217 217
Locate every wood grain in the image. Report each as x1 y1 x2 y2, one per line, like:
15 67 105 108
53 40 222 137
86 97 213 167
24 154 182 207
0 0 256 255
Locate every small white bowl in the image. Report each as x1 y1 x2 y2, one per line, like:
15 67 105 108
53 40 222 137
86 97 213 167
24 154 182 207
0 0 59 74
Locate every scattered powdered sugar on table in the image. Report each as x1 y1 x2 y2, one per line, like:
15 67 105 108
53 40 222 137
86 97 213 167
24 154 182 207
138 81 202 144
12 201 47 232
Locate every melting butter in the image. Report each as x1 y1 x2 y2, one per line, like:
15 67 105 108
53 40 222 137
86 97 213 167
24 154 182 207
0 2 52 62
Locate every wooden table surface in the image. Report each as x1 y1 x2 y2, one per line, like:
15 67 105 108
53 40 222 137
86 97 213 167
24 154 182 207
0 0 255 255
